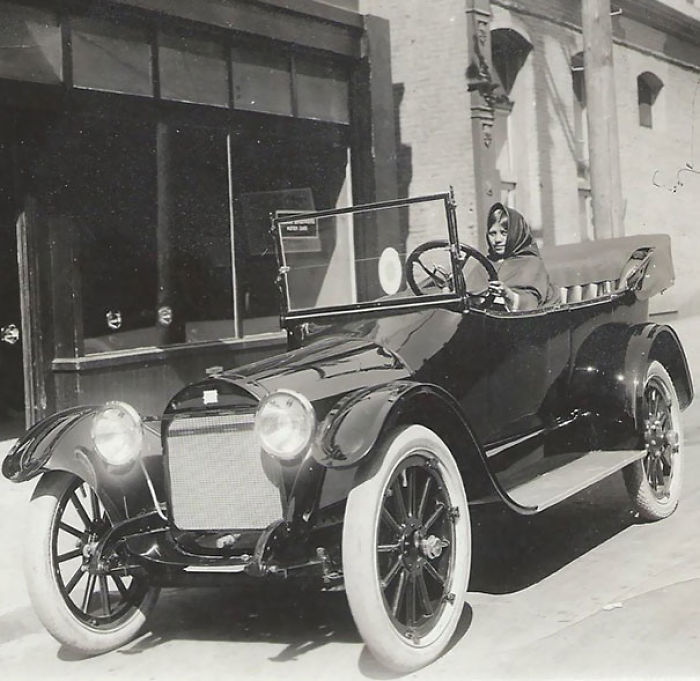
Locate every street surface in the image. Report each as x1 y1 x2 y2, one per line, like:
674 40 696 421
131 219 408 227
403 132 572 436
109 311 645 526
2 313 700 681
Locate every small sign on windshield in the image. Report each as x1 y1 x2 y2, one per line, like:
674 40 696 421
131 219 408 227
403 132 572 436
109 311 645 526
279 218 318 238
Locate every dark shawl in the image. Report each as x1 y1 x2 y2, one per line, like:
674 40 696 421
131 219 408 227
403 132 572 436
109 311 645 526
479 203 556 310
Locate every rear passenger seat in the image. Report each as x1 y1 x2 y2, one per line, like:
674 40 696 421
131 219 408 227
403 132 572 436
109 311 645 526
541 234 673 306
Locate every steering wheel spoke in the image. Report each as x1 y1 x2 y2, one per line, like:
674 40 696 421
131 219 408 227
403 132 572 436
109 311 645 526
405 239 497 298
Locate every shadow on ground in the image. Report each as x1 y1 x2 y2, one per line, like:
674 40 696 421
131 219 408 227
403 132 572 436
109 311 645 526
469 472 636 594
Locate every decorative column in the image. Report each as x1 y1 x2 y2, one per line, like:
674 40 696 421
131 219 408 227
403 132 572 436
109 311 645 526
465 0 500 252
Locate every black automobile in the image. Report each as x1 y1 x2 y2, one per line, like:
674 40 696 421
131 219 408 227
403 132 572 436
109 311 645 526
3 191 692 672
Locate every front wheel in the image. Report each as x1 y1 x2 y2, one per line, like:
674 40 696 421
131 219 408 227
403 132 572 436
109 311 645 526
24 471 159 654
342 425 471 672
623 361 684 521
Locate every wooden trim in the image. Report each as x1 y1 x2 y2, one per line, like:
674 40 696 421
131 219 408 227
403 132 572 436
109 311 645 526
51 331 286 372
16 202 44 426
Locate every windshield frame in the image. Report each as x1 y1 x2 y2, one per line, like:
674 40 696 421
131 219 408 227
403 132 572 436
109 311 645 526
271 190 467 326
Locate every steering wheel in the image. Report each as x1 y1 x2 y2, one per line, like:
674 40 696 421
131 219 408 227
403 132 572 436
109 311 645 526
405 239 498 297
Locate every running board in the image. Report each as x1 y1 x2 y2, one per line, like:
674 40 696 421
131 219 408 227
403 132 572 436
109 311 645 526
505 449 645 512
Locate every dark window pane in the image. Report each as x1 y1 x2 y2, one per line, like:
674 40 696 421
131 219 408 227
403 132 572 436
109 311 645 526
0 3 62 84
41 116 158 353
167 126 234 343
159 31 228 108
72 18 152 96
232 46 292 116
295 56 349 124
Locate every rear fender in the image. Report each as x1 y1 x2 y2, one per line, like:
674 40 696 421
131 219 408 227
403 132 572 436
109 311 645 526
315 381 532 512
2 407 164 522
569 323 693 441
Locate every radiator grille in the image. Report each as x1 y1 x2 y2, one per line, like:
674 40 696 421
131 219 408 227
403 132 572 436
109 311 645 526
166 412 284 530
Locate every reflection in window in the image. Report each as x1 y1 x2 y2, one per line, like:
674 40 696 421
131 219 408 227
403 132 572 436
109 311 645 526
72 18 152 96
295 56 350 124
0 3 62 84
231 116 353 334
637 72 663 129
159 31 228 108
232 46 293 116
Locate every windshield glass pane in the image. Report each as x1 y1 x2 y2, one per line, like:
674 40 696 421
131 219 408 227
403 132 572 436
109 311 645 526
277 195 457 312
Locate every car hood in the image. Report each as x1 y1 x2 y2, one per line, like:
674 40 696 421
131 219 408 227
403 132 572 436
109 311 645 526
223 334 410 407
166 308 463 418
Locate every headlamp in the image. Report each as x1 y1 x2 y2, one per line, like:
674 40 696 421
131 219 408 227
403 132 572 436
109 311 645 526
91 401 143 466
254 389 316 460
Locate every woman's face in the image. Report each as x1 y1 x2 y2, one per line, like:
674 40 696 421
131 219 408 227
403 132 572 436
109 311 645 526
487 220 508 257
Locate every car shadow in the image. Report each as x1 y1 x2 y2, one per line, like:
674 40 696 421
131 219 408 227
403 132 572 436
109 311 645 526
115 585 360 660
469 471 636 594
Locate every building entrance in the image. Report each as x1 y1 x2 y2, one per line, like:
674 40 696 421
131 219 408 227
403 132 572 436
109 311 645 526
0 116 25 439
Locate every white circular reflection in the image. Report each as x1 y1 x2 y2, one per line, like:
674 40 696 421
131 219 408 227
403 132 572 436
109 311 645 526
378 247 402 296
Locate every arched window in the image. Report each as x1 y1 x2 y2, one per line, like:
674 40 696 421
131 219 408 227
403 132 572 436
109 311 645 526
491 28 532 97
570 51 588 178
571 52 585 107
637 72 663 128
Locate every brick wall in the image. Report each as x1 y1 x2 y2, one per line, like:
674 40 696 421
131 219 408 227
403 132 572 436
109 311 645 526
362 0 700 314
359 0 478 247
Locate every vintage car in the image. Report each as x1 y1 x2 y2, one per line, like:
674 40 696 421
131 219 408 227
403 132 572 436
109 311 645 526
2 191 693 672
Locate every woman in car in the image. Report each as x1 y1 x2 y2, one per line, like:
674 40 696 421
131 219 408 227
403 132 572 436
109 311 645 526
483 202 556 311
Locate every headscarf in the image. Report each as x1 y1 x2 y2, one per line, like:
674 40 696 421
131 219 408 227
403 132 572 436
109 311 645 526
487 203 541 261
484 203 556 309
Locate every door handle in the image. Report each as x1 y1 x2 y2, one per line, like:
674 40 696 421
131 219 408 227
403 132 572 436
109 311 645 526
1 323 20 345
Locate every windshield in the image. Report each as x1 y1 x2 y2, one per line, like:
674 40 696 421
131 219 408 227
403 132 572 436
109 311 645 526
274 193 461 317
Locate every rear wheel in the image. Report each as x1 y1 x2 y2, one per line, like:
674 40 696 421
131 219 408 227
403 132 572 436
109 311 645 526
342 425 471 672
623 361 683 521
24 471 159 654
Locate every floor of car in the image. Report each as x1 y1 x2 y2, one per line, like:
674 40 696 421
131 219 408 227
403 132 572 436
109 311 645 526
505 449 644 511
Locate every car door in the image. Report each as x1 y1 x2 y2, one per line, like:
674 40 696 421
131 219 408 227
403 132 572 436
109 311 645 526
478 305 571 445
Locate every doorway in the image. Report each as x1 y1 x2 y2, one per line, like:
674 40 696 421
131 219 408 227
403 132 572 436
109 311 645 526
0 114 25 440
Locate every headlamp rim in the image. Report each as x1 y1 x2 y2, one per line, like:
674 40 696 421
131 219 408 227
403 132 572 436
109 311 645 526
254 388 316 459
91 400 144 466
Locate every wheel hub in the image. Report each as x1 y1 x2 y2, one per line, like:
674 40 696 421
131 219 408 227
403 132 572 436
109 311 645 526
419 534 450 560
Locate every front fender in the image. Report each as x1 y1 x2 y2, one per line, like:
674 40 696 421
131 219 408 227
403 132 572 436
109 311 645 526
569 322 693 442
2 406 165 522
314 381 534 513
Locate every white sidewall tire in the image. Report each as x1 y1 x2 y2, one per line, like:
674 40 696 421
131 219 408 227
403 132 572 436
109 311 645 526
342 425 471 673
623 361 684 521
24 471 159 655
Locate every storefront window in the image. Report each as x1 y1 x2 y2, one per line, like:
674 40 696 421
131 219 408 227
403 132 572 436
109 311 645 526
231 116 353 335
38 59 353 355
0 3 62 84
158 31 228 108
232 46 293 116
295 56 350 124
72 18 152 97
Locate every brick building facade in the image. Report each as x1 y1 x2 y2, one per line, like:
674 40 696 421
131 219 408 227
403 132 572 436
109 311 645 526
360 0 700 314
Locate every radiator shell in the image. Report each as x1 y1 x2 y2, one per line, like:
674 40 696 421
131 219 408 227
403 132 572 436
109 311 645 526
165 412 284 530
